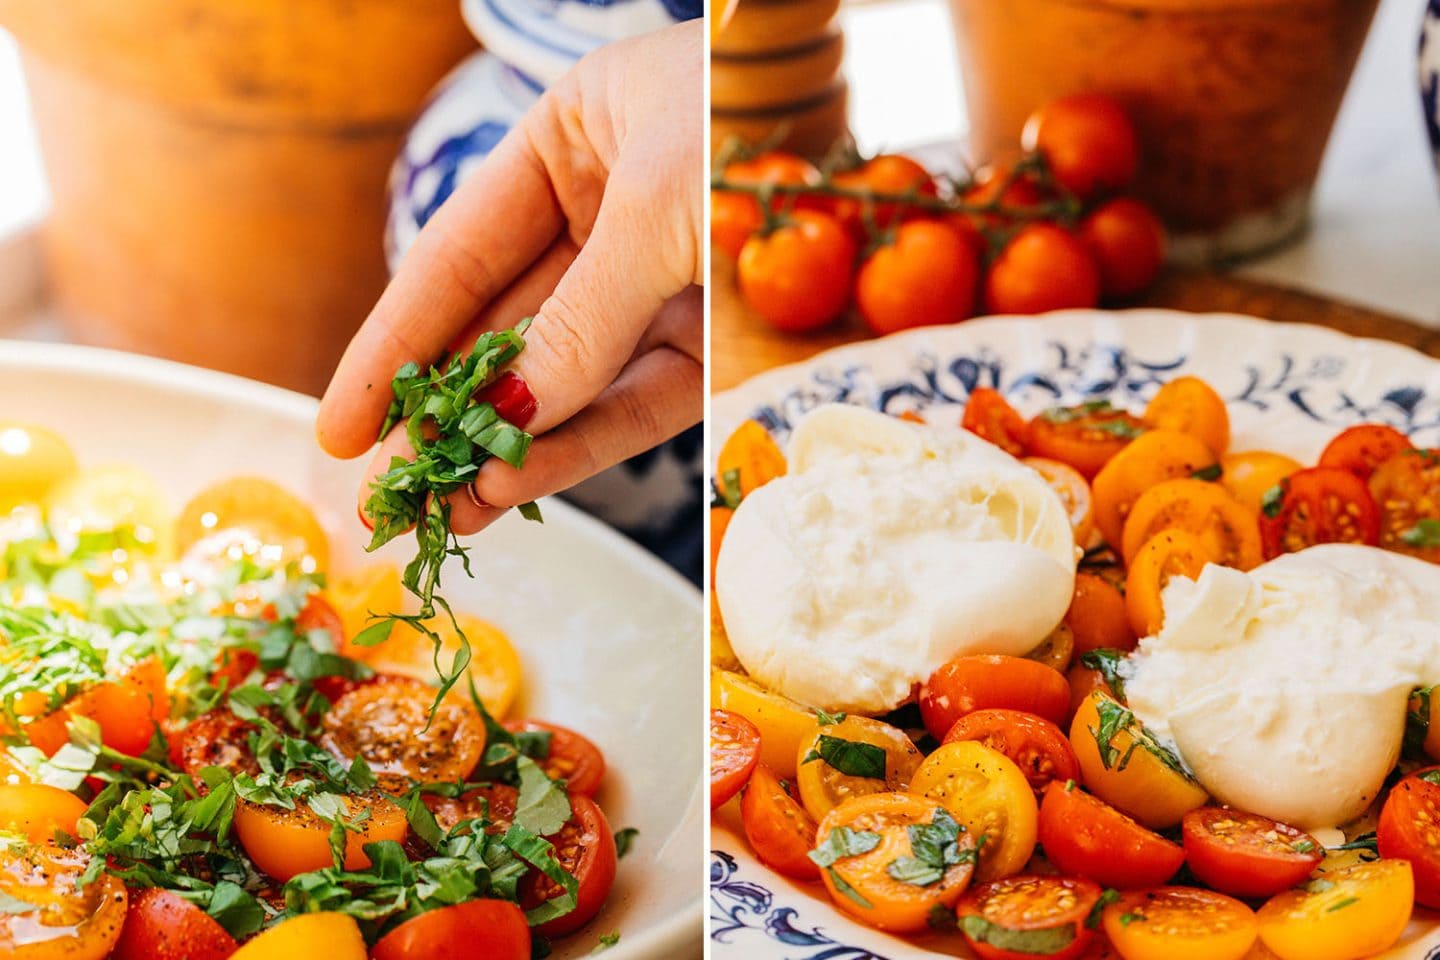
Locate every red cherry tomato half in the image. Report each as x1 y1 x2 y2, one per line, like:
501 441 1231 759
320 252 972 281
962 388 1027 457
711 709 762 808
520 795 618 938
1181 807 1323 898
942 709 1080 794
111 887 238 960
1318 424 1413 481
1038 781 1185 889
505 720 606 797
1258 466 1381 558
1023 94 1140 199
984 224 1101 316
957 874 1103 960
1379 767 1440 908
919 654 1071 739
370 899 530 960
1078 198 1165 299
169 708 259 780
741 764 821 882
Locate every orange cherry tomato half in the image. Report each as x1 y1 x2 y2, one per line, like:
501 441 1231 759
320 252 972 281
1369 447 1440 563
111 887 238 960
1024 457 1095 546
1103 887 1258 960
1022 94 1139 200
815 792 977 933
1378 767 1440 908
319 676 484 786
711 708 762 808
1319 423 1413 480
370 899 530 960
1220 450 1302 515
1119 478 1262 570
1065 572 1136 655
716 420 787 500
1026 402 1147 480
737 211 857 334
1182 807 1323 898
1143 376 1229 456
520 794 617 938
856 219 980 335
1125 528 1216 639
919 654 1071 739
1256 860 1413 960
0 846 127 960
984 223 1101 316
1091 428 1215 549
234 791 408 882
1069 691 1206 830
942 709 1079 794
1259 466 1380 559
503 720 605 797
1078 198 1165 299
964 388 1028 457
0 784 87 845
742 763 821 882
958 874 1103 960
1038 781 1185 889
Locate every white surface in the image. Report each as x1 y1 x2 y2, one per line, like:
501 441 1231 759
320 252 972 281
710 309 1440 959
0 340 705 960
840 0 1440 325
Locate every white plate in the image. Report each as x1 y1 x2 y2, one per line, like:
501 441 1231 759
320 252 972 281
0 340 704 960
710 309 1440 960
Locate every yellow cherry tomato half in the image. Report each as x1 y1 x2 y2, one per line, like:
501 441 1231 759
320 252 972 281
175 475 329 573
909 740 1038 881
326 563 403 652
796 715 923 822
0 422 77 513
229 912 368 960
711 669 816 779
1143 376 1230 457
234 791 408 882
1220 450 1302 516
1103 886 1257 960
1257 860 1413 960
358 613 522 720
0 784 88 844
0 845 127 960
1069 691 1206 829
45 464 172 557
716 420 787 499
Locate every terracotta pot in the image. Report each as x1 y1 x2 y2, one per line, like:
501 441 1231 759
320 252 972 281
1 0 476 394
949 0 1379 265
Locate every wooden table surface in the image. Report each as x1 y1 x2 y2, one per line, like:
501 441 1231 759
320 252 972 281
711 257 1440 393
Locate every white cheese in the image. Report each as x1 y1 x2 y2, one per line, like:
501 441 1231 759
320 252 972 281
1126 543 1440 829
715 404 1077 714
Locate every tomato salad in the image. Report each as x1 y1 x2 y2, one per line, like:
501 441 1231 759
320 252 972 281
0 425 625 960
711 379 1440 960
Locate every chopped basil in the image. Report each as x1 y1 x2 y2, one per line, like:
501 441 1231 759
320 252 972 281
810 826 881 869
1291 840 1317 855
614 827 639 859
826 867 875 909
886 809 971 888
596 932 621 950
1261 482 1287 519
1118 911 1142 927
1400 518 1440 548
1089 699 1136 771
816 708 847 726
712 469 743 510
1326 896 1359 912
1040 399 1116 423
514 756 572 836
803 735 887 779
1192 463 1223 482
1405 686 1434 762
1305 878 1337 894
1092 419 1145 440
960 915 1078 955
1077 649 1130 701
1331 833 1379 858
1087 888 1120 929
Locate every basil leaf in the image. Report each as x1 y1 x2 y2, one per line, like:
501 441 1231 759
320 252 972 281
1192 463 1223 481
205 881 266 940
802 735 887 779
961 915 1078 955
1261 482 1287 519
614 827 639 859
1401 518 1440 548
514 756 572 836
809 826 881 868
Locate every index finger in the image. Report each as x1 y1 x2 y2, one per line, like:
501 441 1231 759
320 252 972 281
316 126 566 459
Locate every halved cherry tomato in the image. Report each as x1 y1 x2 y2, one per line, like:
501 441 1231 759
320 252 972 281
1079 198 1165 299
711 670 815 779
229 913 365 960
1369 447 1440 562
1319 424 1413 480
1143 377 1230 457
327 564 403 655
1119 478 1261 570
737 211 857 334
1038 781 1185 889
504 720 605 797
1025 457 1095 545
920 655 1070 739
984 224 1101 316
521 794 617 938
320 676 484 787
112 887 238 960
856 219 979 335
1069 691 1206 829
1259 466 1380 558
176 475 329 572
169 708 259 780
1125 529 1215 639
357 614 521 720
795 715 922 822
1091 429 1216 549
1182 807 1323 898
815 792 977 932
711 709 762 809
234 791 408 881
1065 573 1135 655
24 676 157 758
958 875 1102 960
1023 94 1139 200
1257 860 1413 960
1103 887 1257 960
831 154 937 233
0 784 87 844
964 389 1027 457
371 899 529 960
1378 767 1440 907
716 420 787 500
1066 663 1115 722
942 709 1079 794
742 764 821 881
0 845 127 960
424 783 518 835
1220 450 1302 515
1025 624 1075 673
1027 402 1146 480
910 741 1038 881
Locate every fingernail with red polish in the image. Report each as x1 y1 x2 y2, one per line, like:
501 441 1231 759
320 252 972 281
475 372 538 428
357 503 374 532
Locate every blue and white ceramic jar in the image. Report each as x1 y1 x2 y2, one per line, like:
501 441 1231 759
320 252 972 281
387 0 704 583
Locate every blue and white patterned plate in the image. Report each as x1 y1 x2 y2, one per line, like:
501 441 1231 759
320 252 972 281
710 309 1440 959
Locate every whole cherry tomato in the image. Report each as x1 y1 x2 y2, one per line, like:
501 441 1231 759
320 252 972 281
855 220 980 334
1079 198 1165 298
1023 94 1140 199
737 212 856 333
831 154 937 233
984 224 1100 315
712 152 822 260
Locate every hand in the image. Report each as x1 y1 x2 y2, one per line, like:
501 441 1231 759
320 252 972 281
317 22 704 535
